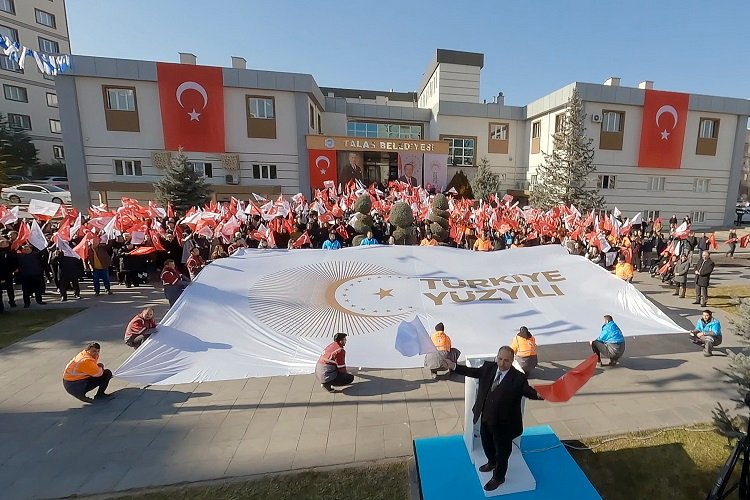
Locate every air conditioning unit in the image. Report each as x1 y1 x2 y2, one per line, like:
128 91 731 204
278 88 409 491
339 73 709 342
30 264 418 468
225 174 239 185
591 113 602 123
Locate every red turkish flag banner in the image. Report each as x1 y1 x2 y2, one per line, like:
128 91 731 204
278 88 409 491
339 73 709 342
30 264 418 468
534 354 598 403
308 149 338 191
157 63 225 153
638 89 690 169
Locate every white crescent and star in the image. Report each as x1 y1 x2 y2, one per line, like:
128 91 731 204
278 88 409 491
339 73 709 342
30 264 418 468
175 81 209 122
315 156 330 175
655 104 679 141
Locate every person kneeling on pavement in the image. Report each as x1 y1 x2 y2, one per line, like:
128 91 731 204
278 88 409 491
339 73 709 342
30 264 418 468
690 309 721 356
424 322 461 378
62 342 113 403
591 315 625 366
124 307 157 349
316 332 355 392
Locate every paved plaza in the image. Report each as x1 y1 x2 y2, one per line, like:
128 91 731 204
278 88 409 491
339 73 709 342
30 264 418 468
0 237 748 499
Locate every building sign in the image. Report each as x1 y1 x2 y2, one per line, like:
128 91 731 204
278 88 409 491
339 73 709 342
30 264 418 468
306 135 450 154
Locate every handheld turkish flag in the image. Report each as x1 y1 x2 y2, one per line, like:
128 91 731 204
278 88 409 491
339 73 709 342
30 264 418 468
11 222 30 250
308 149 338 191
638 89 689 169
534 354 598 402
157 63 225 153
741 234 750 248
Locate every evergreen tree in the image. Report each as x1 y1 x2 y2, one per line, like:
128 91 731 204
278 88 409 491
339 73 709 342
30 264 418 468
471 157 502 201
530 88 604 211
446 170 474 199
350 194 373 246
154 149 209 215
0 113 39 175
714 298 750 438
428 193 450 242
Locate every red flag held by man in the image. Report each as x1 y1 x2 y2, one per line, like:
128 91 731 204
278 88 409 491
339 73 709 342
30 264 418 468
707 233 718 250
638 89 689 169
292 231 311 248
11 222 30 250
157 62 225 153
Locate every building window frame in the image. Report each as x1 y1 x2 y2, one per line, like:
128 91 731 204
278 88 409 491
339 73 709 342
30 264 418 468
3 83 27 102
53 145 64 160
644 210 660 221
441 135 476 167
599 110 625 150
190 162 213 178
531 121 541 154
37 36 59 54
248 96 274 119
347 121 422 140
691 210 706 223
252 164 278 180
34 8 56 28
46 92 58 107
647 176 666 191
105 87 136 111
7 112 31 130
0 0 14 15
102 85 140 132
488 122 509 154
694 178 710 193
597 174 616 190
114 159 143 177
696 118 719 156
49 119 61 134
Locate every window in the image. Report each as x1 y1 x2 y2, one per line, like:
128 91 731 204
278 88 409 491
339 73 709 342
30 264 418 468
35 9 56 28
0 0 14 14
600 110 625 150
531 121 541 154
696 118 719 156
106 88 135 111
309 104 315 128
644 210 660 221
46 92 58 107
0 25 21 72
3 84 27 102
49 119 61 134
252 164 277 179
317 113 322 134
248 97 274 119
554 114 565 134
38 37 59 54
691 211 706 223
347 121 422 139
53 145 64 160
597 175 616 189
530 174 538 186
190 162 213 178
114 160 142 177
443 137 475 167
7 113 31 130
694 178 710 193
647 176 666 191
488 123 509 154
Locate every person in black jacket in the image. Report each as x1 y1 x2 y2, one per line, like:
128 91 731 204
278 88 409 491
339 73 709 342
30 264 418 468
16 244 46 308
50 248 83 301
0 238 18 312
451 346 543 491
693 251 715 307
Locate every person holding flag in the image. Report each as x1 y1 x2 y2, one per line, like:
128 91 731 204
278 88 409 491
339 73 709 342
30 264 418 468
17 244 46 308
0 237 17 312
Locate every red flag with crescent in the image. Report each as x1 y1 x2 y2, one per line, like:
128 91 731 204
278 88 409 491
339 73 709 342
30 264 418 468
638 89 689 169
308 149 337 191
157 62 225 153
534 354 598 402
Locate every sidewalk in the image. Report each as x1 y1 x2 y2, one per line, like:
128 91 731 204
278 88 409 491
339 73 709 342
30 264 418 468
0 257 747 499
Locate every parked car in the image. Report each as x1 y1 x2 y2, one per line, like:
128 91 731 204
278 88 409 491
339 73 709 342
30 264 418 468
36 176 69 188
7 174 32 183
0 183 72 205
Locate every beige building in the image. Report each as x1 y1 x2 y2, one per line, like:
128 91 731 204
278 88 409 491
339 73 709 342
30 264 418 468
0 0 70 163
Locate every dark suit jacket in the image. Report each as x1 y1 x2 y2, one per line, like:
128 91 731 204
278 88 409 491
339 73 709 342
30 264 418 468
454 362 541 439
339 164 363 185
398 174 418 187
694 258 715 287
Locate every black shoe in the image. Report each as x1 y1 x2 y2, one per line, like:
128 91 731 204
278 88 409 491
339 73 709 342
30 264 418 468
691 301 700 305
107 290 113 295
95 292 100 296
23 304 30 308
321 383 335 393
94 393 114 402
479 462 496 473
37 301 46 305
9 302 16 308
484 477 505 491
60 297 67 302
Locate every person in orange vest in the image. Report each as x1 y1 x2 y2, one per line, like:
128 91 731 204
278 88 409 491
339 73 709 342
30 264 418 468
420 231 438 246
424 322 461 378
614 256 634 282
315 333 355 393
62 342 113 403
510 326 538 375
473 230 493 251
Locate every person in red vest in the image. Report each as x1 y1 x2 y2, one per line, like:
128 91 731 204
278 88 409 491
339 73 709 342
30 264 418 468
186 246 205 280
62 342 113 403
161 259 188 306
124 307 157 349
315 333 355 393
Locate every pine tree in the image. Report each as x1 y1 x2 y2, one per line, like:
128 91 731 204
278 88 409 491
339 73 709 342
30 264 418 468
471 157 502 201
530 88 604 211
0 113 38 175
428 193 450 242
714 298 750 438
155 149 209 215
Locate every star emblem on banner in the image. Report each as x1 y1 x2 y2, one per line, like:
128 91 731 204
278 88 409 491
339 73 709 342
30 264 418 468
374 288 394 299
188 108 201 121
660 129 670 140
320 168 327 175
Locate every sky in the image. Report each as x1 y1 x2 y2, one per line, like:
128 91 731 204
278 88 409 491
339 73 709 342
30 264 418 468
65 0 750 107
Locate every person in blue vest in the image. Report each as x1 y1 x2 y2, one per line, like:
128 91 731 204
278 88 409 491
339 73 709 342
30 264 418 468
689 309 721 356
360 231 379 246
322 232 341 250
590 315 625 367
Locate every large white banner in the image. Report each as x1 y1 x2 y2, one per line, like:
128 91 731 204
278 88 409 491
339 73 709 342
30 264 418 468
115 245 684 385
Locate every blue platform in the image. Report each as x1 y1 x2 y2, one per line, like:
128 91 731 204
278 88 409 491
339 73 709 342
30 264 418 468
414 425 601 500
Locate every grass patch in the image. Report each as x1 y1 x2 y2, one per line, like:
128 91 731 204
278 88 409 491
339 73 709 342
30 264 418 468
709 284 750 314
571 426 736 500
120 462 409 500
0 307 84 349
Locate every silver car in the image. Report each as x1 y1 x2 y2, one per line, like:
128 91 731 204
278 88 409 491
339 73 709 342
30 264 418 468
0 183 72 205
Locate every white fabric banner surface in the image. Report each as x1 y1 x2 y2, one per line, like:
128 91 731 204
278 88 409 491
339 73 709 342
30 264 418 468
115 245 685 385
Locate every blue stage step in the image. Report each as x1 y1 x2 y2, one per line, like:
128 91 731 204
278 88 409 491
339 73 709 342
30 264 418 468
414 425 601 499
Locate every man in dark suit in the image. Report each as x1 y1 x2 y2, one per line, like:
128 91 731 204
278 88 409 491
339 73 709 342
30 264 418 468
339 152 364 185
398 161 419 187
451 346 543 491
693 251 715 307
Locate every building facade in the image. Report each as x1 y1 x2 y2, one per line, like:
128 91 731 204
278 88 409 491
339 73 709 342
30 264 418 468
57 49 750 228
0 0 70 163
